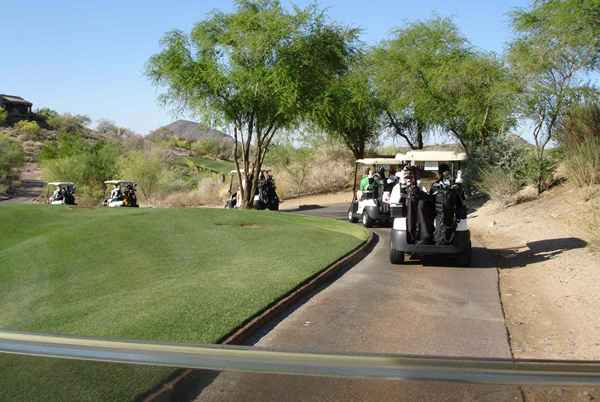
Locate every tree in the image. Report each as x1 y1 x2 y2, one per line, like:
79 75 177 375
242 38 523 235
0 133 25 193
508 0 600 193
147 0 357 208
119 148 164 200
311 55 383 159
372 18 466 150
372 18 518 154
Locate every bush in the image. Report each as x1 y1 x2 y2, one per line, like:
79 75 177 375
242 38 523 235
14 120 41 141
0 133 25 193
477 166 523 205
118 149 165 201
41 135 120 199
0 107 6 126
191 137 233 160
558 102 600 188
156 176 228 207
565 137 600 187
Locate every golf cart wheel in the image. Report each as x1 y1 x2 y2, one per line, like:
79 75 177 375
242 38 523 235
348 209 358 223
362 212 373 228
390 249 405 264
456 242 472 267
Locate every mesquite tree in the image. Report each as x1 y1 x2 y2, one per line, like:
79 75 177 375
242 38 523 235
147 0 358 208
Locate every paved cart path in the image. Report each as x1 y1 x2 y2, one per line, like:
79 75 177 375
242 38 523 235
193 203 520 401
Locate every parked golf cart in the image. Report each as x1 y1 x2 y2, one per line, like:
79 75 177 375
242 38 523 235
103 180 139 208
389 150 471 266
225 168 279 210
47 182 76 205
348 158 405 227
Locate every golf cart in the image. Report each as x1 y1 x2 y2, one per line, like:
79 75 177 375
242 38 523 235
225 168 279 210
389 150 472 266
347 158 405 227
103 180 139 208
47 182 76 205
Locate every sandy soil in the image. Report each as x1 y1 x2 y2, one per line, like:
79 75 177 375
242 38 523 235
280 191 353 210
470 185 600 400
0 163 44 203
471 184 600 361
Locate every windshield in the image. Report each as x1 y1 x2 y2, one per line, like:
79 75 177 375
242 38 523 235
1 1 599 401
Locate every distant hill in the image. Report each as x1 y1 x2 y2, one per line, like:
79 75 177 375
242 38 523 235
148 120 233 142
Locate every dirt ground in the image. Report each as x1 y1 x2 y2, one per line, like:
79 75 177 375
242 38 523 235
471 184 600 400
280 191 353 210
471 184 600 360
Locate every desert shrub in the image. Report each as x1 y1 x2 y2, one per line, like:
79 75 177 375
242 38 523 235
0 133 25 193
191 137 233 160
523 152 558 192
466 134 530 197
0 107 6 126
558 102 600 188
564 137 600 187
41 134 120 199
269 144 353 199
477 166 523 205
118 149 165 201
14 120 41 141
156 176 228 207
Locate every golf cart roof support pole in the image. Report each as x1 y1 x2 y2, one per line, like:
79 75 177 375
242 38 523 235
352 162 358 202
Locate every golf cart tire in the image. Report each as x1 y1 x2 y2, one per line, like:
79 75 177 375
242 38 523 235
362 212 373 228
390 249 405 265
348 209 358 223
455 242 472 267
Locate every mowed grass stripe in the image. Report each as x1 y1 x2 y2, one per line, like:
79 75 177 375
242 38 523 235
0 204 367 402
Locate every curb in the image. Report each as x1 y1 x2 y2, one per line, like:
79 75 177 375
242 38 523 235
138 231 376 402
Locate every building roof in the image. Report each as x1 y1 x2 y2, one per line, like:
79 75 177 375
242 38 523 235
356 158 405 166
0 94 33 106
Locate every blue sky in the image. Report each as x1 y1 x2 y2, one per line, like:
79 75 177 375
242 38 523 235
2 0 530 134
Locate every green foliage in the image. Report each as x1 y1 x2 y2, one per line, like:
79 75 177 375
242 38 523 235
14 120 41 140
40 133 120 199
0 133 25 193
478 166 523 205
311 56 383 158
0 107 6 126
509 0 600 193
147 0 358 207
42 111 91 133
190 137 233 160
372 17 518 152
118 148 166 200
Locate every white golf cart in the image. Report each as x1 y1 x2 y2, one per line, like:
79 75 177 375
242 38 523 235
47 182 76 205
389 150 472 266
225 168 279 210
347 158 405 227
103 180 139 208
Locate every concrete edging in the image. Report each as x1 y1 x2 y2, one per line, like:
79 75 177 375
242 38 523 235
138 231 376 402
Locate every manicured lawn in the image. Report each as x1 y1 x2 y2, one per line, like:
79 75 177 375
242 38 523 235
191 156 235 175
0 204 367 402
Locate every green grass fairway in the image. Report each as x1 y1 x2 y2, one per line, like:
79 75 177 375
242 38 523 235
192 156 235 175
0 204 367 402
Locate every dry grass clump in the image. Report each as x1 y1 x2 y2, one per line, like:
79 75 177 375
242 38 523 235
275 148 353 199
154 176 228 207
478 166 523 206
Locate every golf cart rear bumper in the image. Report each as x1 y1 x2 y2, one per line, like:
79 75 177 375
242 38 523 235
390 229 470 255
365 205 391 222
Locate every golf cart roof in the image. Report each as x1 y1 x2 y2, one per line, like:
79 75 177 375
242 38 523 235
104 180 136 185
47 181 74 186
395 150 467 162
229 168 273 175
356 158 405 166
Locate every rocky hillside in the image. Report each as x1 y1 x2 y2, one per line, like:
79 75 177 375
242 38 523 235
148 120 232 142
